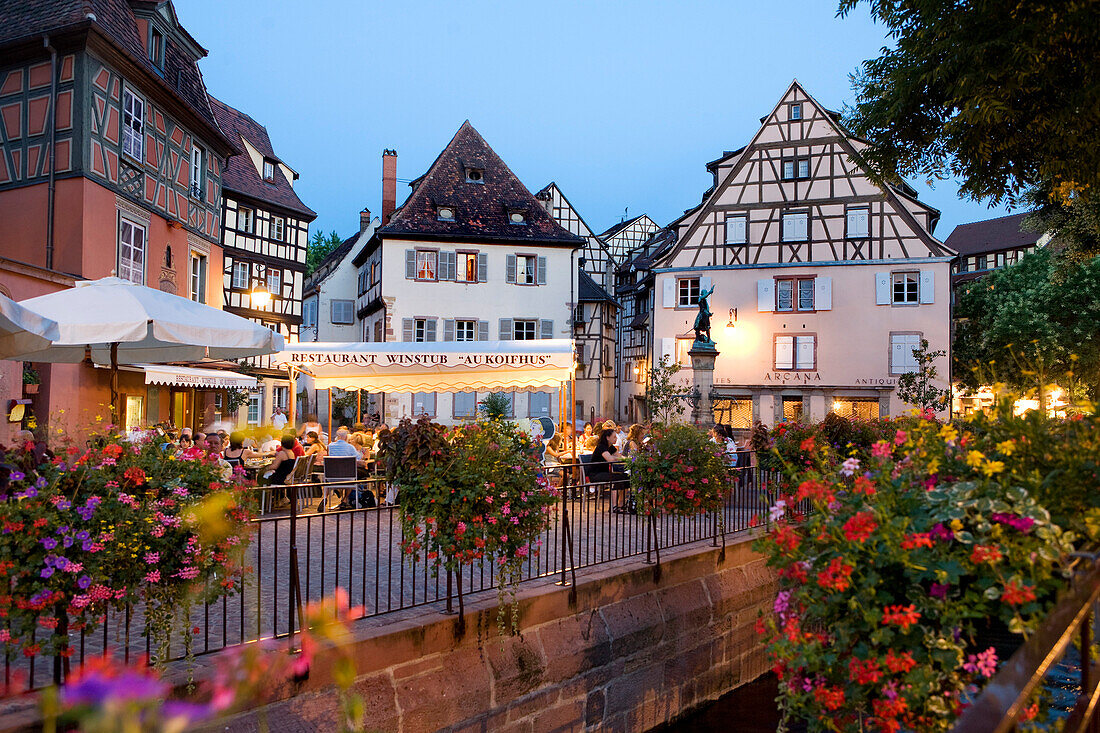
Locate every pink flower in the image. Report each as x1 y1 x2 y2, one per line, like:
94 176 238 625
894 429 908 446
963 647 998 678
871 441 891 458
144 552 159 564
144 570 161 583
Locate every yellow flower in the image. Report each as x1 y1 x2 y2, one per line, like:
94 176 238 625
996 440 1016 456
950 519 964 531
965 450 985 468
982 461 1005 477
927 458 941 475
939 425 958 443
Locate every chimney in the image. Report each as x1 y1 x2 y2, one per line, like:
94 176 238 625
381 149 397 225
360 207 372 233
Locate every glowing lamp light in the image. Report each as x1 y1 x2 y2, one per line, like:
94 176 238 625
833 401 843 412
633 365 641 376
250 284 272 308
725 308 738 331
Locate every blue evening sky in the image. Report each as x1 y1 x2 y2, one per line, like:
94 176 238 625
178 0 1012 242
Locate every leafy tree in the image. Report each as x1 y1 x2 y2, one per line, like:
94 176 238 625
839 0 1100 206
895 339 951 412
1025 183 1100 262
478 393 511 421
306 230 343 275
953 247 1100 409
646 355 686 425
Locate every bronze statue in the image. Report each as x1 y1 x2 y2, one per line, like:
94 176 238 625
693 285 715 344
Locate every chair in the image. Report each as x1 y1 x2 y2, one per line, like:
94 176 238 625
320 456 357 510
288 454 317 509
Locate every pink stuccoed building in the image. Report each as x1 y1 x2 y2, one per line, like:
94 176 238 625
641 81 955 429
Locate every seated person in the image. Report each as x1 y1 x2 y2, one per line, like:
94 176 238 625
263 435 300 497
259 431 282 454
204 433 234 481
223 431 264 469
284 430 305 457
587 428 630 510
303 431 327 458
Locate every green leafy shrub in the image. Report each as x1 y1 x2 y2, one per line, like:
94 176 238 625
629 424 732 518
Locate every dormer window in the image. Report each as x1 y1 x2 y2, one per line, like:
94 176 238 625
465 167 484 183
508 209 527 225
437 206 456 222
262 159 275 182
149 28 164 70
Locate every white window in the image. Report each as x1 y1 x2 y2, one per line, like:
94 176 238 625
273 386 289 410
263 159 275 182
238 207 253 234
412 392 436 417
457 252 478 282
797 158 810 178
781 212 808 242
266 269 281 295
247 393 262 425
891 333 922 374
529 392 551 418
453 392 477 418
790 103 802 120
677 277 700 307
122 88 144 161
303 297 318 327
517 255 536 285
892 272 919 304
455 319 476 342
724 214 747 245
513 320 537 341
271 216 285 242
775 335 816 371
782 160 794 180
189 252 206 302
775 277 814 311
847 207 869 238
416 250 437 280
232 261 249 290
189 145 204 200
331 299 354 324
118 218 146 285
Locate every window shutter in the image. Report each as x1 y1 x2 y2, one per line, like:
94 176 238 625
815 276 832 310
662 278 675 308
757 279 774 311
499 318 513 340
506 254 517 284
725 215 746 244
875 272 891 305
796 213 808 240
405 250 416 279
402 318 413 342
424 319 437 342
700 275 712 293
796 336 815 369
537 256 547 285
443 319 455 341
660 337 674 365
919 270 935 304
477 320 489 341
540 319 553 339
477 253 488 283
775 336 794 370
577 343 586 365
437 252 451 281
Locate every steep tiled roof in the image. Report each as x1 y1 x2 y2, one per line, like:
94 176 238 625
208 96 316 219
598 214 645 241
944 212 1040 256
0 0 221 134
304 231 360 294
379 121 584 247
578 269 618 306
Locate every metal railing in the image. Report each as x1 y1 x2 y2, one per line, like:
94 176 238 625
4 457 782 693
952 552 1100 733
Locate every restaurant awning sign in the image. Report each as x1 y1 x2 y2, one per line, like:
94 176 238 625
139 364 258 389
271 340 575 392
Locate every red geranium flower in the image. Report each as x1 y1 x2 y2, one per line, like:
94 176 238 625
882 604 920 630
842 512 878 543
1002 580 1037 606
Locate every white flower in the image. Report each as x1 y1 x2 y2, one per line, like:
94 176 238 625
841 457 861 477
769 499 787 522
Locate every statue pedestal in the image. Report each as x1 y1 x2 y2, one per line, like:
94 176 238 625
688 341 719 427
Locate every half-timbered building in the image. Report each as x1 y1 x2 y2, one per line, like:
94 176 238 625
0 0 238 435
350 121 584 425
600 214 660 264
574 270 619 422
648 81 954 428
209 95 316 427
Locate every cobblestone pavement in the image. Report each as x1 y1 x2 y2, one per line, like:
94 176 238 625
7 479 768 690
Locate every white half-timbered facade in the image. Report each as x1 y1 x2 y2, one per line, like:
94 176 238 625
648 81 954 428
209 96 316 425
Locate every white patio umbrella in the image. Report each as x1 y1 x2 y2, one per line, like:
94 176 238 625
0 292 59 358
10 276 283 416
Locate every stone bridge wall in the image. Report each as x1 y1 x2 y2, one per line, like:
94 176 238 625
216 534 776 733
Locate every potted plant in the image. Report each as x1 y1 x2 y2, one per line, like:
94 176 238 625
22 364 40 394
